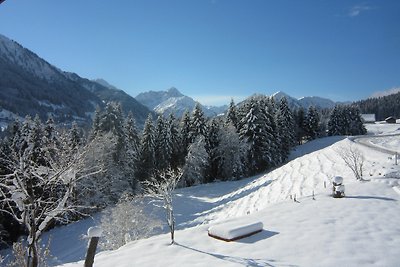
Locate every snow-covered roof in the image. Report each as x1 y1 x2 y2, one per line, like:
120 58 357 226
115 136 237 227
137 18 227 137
361 114 376 122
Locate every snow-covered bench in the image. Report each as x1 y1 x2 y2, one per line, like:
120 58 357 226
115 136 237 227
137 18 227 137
208 221 263 242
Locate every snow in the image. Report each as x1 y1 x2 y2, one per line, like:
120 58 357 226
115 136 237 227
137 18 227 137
2 123 400 266
361 114 376 123
364 121 400 135
87 227 103 238
332 176 343 184
208 221 263 241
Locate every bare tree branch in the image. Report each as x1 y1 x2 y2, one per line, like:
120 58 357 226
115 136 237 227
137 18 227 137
336 145 365 181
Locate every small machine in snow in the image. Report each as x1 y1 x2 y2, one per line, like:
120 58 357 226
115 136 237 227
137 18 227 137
332 176 345 198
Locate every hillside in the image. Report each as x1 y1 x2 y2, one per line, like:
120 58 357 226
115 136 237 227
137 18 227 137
0 34 102 126
10 123 397 267
0 34 152 127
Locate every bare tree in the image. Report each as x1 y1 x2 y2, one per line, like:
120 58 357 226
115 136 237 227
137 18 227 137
143 168 182 245
337 145 365 181
0 144 101 267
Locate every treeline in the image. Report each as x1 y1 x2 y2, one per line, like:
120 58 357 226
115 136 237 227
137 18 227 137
0 96 366 248
353 91 400 121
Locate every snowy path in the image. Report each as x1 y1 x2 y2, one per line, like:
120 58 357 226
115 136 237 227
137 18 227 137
352 133 400 155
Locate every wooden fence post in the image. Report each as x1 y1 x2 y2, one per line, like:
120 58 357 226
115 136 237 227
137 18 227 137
85 226 102 267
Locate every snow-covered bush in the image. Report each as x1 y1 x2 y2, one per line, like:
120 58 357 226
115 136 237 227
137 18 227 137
99 195 162 250
3 238 52 267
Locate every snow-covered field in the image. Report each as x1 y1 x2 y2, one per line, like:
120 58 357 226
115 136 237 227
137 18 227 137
3 122 400 266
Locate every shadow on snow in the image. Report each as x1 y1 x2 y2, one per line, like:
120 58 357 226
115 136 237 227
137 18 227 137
345 195 397 201
173 176 272 229
175 230 295 267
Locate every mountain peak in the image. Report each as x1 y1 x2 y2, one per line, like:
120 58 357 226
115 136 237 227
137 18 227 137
271 91 295 100
167 87 183 97
268 91 336 109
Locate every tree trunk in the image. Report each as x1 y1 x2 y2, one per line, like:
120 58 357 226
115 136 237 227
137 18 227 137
28 208 39 267
169 209 175 244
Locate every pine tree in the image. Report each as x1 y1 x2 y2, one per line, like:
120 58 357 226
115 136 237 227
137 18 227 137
238 97 271 174
180 110 192 162
68 121 82 150
328 105 367 136
181 136 209 187
28 115 45 165
205 118 221 182
9 119 22 155
166 114 181 169
348 106 367 135
124 112 140 189
154 115 168 172
294 107 306 144
99 102 124 138
215 124 247 180
276 97 295 162
328 105 343 136
261 96 279 167
124 112 140 158
44 115 55 142
136 114 156 181
43 115 60 161
190 103 207 141
226 98 238 129
304 106 320 140
90 105 102 139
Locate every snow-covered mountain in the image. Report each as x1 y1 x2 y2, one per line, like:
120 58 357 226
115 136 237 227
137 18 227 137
0 34 61 81
272 91 337 109
298 96 336 109
136 88 227 117
136 87 184 110
0 34 152 127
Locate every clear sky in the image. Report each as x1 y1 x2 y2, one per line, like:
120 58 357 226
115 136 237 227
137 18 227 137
0 0 399 106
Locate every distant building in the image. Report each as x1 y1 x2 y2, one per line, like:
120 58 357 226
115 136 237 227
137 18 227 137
385 116 396 124
361 114 376 123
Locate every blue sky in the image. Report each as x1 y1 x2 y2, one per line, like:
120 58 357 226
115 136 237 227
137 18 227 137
0 0 399 106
